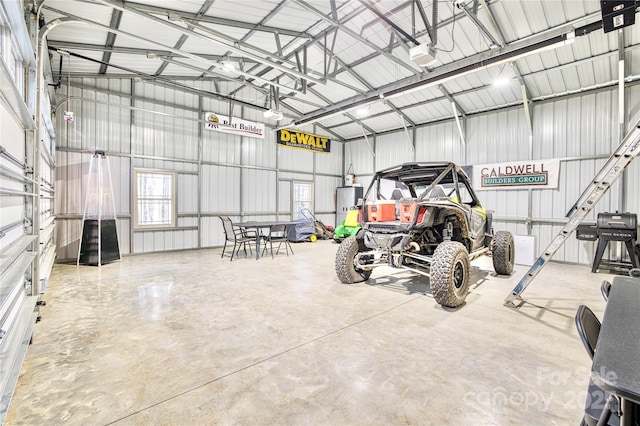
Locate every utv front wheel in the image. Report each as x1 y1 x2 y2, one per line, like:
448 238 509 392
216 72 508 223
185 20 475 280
335 236 372 283
430 241 470 308
492 231 515 275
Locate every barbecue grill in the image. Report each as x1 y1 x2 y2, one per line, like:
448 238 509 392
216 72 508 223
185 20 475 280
592 212 639 272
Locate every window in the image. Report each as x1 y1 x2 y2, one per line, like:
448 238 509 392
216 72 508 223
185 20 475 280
133 169 176 228
292 181 313 219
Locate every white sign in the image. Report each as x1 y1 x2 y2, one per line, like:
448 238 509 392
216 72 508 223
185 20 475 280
204 112 265 139
472 159 560 190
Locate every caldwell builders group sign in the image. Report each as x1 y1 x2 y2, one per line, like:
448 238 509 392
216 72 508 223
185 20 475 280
276 129 331 154
473 159 560 190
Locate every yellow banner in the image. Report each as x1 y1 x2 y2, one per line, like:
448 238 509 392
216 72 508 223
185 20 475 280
277 129 331 153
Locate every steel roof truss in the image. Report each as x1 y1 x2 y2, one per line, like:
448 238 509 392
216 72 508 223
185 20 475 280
292 0 420 76
121 1 308 38
93 0 324 85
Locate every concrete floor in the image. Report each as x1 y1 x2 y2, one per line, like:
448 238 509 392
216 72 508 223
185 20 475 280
6 240 613 425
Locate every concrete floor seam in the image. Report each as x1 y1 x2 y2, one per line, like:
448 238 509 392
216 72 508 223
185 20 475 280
104 294 425 425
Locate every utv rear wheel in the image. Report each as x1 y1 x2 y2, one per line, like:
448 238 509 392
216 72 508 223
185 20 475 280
335 236 372 283
430 241 470 308
492 231 515 275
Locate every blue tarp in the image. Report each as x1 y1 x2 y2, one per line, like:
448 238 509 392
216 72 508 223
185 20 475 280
288 219 315 242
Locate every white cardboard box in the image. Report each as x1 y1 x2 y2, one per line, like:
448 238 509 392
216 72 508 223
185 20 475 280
514 235 536 266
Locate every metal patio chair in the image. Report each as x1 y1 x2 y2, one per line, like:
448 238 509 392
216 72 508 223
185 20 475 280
261 224 293 258
219 216 255 261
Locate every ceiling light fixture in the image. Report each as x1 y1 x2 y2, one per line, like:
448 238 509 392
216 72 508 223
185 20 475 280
221 61 237 72
409 43 437 67
264 109 284 121
275 28 579 131
356 106 371 117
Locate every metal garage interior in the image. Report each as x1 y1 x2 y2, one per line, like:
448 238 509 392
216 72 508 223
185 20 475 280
1 0 639 424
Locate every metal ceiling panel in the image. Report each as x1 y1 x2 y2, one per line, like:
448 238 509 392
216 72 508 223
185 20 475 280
361 111 410 135
488 0 598 44
200 0 273 24
328 120 370 140
52 50 103 75
387 86 444 108
245 33 301 56
128 0 206 15
281 94 331 116
252 1 326 32
323 32 377 65
39 0 640 142
116 13 193 49
101 52 166 75
44 1 113 25
454 85 520 114
328 69 371 94
400 98 454 123
435 19 493 64
159 63 208 78
43 22 109 47
317 114 351 129
311 78 360 103
177 26 253 55
350 54 417 88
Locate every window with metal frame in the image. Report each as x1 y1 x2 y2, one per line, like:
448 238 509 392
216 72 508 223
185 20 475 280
133 169 176 228
292 181 313 220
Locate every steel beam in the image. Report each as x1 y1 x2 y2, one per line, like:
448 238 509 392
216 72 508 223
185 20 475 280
356 0 420 46
292 0 421 76
46 40 256 63
121 1 308 38
476 0 533 111
99 9 123 74
151 54 297 95
437 84 466 117
281 25 580 129
458 3 501 48
92 0 325 85
414 0 434 43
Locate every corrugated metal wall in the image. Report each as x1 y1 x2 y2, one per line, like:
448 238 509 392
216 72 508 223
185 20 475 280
55 77 639 263
344 86 639 265
55 79 344 259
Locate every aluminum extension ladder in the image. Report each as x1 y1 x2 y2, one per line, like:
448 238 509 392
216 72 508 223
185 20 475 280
504 119 640 307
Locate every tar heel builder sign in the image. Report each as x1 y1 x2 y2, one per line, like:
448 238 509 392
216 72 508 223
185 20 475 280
277 129 331 154
473 159 560 190
204 112 265 139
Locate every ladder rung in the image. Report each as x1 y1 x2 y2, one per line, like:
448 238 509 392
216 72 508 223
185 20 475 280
505 118 640 305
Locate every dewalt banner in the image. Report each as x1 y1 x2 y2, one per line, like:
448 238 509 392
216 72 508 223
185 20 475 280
277 129 331 154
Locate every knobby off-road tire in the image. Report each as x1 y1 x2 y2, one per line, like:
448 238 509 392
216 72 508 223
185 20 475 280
335 236 372 283
430 241 470 308
492 231 515 275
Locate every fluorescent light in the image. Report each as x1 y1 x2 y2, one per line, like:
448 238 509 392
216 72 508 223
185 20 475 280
493 77 510 87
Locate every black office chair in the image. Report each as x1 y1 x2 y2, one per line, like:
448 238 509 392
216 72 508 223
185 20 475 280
261 224 293 258
575 305 620 426
601 280 611 302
